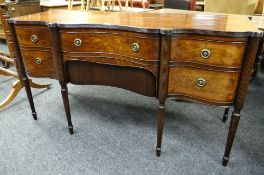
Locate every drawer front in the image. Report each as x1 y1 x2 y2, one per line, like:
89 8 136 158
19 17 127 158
16 26 51 47
7 3 41 18
5 34 16 58
168 67 240 103
60 29 160 61
170 37 246 67
21 49 54 78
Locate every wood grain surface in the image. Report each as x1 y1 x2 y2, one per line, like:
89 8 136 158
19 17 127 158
9 10 262 37
167 66 240 104
20 48 55 78
170 35 246 68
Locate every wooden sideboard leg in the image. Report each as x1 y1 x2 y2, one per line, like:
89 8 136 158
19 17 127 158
23 76 37 120
60 82 73 135
222 107 230 123
222 37 260 166
156 102 165 156
222 111 240 166
156 30 171 157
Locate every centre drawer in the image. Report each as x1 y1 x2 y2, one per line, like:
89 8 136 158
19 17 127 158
170 35 246 68
60 29 160 61
167 66 240 103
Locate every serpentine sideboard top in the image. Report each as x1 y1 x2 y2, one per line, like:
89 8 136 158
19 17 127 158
9 9 262 37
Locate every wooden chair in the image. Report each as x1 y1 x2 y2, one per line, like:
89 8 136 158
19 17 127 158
204 0 259 15
0 1 51 109
68 0 145 12
68 0 122 11
164 0 196 10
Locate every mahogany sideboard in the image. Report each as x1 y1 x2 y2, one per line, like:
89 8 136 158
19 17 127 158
8 10 263 166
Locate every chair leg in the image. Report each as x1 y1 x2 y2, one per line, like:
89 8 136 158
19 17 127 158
125 0 128 10
107 0 111 11
86 0 90 10
1 61 9 68
111 0 114 10
0 79 51 110
0 80 22 109
117 0 122 11
0 70 51 109
0 67 17 77
81 0 85 10
28 79 51 89
100 0 105 11
142 0 145 10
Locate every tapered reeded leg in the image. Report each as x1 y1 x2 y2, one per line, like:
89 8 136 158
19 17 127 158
222 107 230 123
156 102 165 157
23 77 37 120
60 83 73 134
222 111 240 166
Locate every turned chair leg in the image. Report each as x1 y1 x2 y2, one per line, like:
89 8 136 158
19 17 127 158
100 0 105 11
0 74 51 110
68 0 73 10
86 0 90 10
111 0 114 10
141 0 145 10
156 101 165 156
1 60 9 68
60 82 73 134
0 80 22 109
28 79 51 89
81 0 85 10
222 111 241 166
107 0 111 11
222 107 229 123
117 0 122 11
0 67 17 77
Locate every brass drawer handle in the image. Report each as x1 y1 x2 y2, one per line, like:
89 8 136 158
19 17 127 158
35 58 42 65
31 35 38 43
196 78 206 87
200 49 211 59
131 43 140 52
74 38 82 47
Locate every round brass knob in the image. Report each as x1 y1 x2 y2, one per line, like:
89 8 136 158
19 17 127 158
11 7 15 12
196 78 206 87
31 35 38 43
74 38 82 47
131 43 140 52
35 58 42 65
200 49 211 59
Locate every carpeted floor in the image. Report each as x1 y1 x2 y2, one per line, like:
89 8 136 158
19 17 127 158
0 40 264 174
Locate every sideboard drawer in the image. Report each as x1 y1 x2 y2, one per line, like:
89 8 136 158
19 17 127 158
167 67 240 103
60 29 160 61
170 37 246 68
21 49 54 77
16 26 51 48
